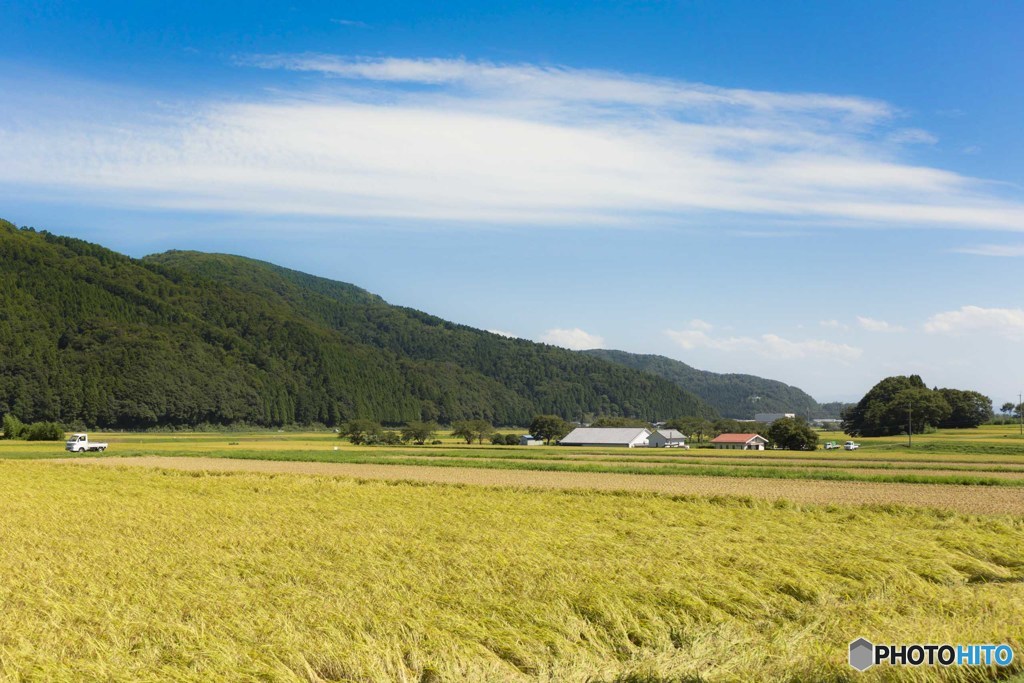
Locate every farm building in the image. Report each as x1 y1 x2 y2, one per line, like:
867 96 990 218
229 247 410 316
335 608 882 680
755 412 795 423
519 435 544 446
559 427 651 448
647 429 687 448
711 433 769 450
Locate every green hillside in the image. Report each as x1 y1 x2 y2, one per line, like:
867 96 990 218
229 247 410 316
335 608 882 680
583 349 832 419
0 220 714 428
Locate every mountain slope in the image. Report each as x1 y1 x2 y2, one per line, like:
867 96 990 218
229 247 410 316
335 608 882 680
583 349 827 419
0 221 714 427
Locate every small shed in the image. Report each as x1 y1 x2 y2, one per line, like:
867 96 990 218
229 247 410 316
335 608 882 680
519 435 544 446
710 433 769 451
647 429 688 448
559 427 651 448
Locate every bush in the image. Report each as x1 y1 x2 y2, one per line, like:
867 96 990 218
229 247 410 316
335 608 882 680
504 434 520 446
490 434 506 445
25 422 65 441
430 440 443 445
2 414 26 439
381 431 402 445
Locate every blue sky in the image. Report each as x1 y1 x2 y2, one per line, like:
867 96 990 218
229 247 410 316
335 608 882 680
2 1 1023 404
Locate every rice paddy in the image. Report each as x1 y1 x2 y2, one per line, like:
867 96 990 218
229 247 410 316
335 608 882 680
1 461 1023 682
2 425 1023 680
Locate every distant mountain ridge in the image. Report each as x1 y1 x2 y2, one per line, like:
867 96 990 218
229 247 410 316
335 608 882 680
583 349 835 419
0 220 714 428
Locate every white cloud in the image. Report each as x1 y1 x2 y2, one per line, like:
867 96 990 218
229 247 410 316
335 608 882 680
487 329 518 338
687 318 714 332
952 244 1024 257
819 319 848 330
887 128 937 145
924 306 1024 340
664 329 861 362
541 328 604 350
1 56 1023 230
856 316 905 332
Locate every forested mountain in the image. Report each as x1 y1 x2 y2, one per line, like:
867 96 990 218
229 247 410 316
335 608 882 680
0 220 714 428
583 349 831 419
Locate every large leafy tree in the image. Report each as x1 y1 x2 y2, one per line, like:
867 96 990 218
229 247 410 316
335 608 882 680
400 420 439 445
528 415 570 445
766 417 818 451
342 419 384 445
452 419 493 445
842 376 956 437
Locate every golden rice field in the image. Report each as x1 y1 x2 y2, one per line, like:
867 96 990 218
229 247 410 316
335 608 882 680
2 426 1024 681
1 460 1023 682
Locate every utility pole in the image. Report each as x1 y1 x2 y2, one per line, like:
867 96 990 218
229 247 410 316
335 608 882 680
908 403 912 448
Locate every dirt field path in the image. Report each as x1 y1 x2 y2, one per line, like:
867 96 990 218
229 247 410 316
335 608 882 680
53 456 1024 515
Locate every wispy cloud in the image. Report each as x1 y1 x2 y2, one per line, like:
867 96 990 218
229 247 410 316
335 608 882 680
330 19 367 28
856 316 905 332
924 305 1024 340
951 244 1024 257
487 329 518 338
541 327 604 350
819 319 849 330
887 128 937 145
1 55 1023 230
664 328 861 362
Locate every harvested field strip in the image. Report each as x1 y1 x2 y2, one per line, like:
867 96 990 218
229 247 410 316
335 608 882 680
349 453 1024 480
55 456 1024 515
98 448 1024 487
318 454 1024 486
349 450 1024 474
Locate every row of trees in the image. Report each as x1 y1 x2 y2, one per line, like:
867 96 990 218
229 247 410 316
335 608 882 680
841 375 994 437
339 415 575 446
341 420 444 446
2 414 65 441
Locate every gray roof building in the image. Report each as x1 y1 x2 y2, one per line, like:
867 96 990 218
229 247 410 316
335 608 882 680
559 427 651 448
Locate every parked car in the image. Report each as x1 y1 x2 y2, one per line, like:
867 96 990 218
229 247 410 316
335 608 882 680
65 433 108 453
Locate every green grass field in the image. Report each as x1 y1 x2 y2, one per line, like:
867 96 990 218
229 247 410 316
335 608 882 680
1 461 1022 682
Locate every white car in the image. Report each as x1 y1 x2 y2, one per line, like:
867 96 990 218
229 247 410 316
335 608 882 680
843 440 860 450
65 433 108 453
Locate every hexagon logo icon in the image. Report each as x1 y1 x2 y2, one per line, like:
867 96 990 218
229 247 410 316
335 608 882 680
849 638 874 671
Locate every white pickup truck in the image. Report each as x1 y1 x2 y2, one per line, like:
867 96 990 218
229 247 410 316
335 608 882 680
65 433 108 453
844 440 860 451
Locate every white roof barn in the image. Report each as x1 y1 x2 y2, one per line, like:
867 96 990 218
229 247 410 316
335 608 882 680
559 427 651 448
648 429 687 448
710 433 769 450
